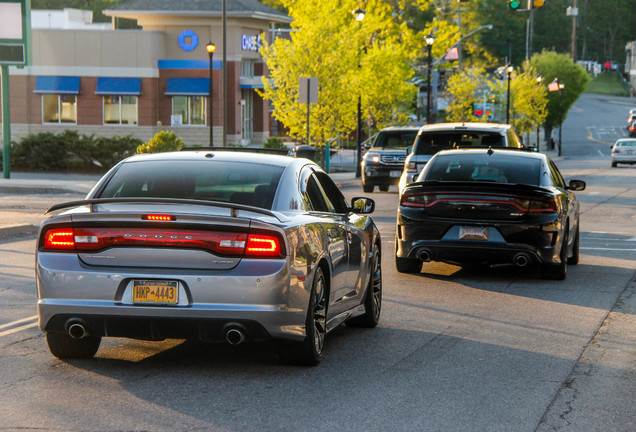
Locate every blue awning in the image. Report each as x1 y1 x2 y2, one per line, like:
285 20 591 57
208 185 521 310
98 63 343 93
95 77 141 95
34 76 80 94
165 78 209 96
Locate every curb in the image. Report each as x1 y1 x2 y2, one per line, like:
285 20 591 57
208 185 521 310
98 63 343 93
0 224 39 240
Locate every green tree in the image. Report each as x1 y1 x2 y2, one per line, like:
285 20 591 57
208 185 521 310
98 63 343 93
260 0 420 145
445 67 491 122
531 50 591 144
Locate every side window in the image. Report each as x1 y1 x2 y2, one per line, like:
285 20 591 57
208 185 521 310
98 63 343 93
305 175 330 212
548 161 566 188
315 171 348 213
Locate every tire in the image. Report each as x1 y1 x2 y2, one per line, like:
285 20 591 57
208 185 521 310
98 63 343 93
567 223 580 265
347 245 382 328
396 256 421 273
611 161 617 167
541 230 568 280
278 267 327 366
46 332 101 359
363 183 374 193
379 185 389 192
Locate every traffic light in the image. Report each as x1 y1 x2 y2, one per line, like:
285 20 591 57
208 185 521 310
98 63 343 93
509 0 521 10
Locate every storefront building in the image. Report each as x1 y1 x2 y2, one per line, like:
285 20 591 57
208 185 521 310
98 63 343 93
3 0 291 146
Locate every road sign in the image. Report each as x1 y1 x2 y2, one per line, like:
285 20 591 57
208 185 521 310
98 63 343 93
298 77 318 104
0 0 31 66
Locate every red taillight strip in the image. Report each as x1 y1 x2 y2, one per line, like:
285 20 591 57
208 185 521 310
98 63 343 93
401 192 555 213
41 227 285 257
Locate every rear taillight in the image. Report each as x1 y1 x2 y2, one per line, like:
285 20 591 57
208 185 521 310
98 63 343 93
613 149 620 154
40 226 285 257
246 234 281 256
400 192 556 213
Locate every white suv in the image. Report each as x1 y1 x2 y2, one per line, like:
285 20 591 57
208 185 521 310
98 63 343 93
398 122 524 194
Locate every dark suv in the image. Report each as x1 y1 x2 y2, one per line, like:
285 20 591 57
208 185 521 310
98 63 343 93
361 126 419 192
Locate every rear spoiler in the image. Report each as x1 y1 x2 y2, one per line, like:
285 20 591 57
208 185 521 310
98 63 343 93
46 197 290 223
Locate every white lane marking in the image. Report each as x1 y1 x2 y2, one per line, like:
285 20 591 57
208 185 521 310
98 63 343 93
0 322 39 338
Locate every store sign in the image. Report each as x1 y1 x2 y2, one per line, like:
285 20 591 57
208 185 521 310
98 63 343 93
178 30 199 52
241 34 262 52
0 0 30 66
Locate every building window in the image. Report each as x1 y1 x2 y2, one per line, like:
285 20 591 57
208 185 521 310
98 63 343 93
104 95 138 125
42 94 77 124
241 59 255 78
172 96 206 126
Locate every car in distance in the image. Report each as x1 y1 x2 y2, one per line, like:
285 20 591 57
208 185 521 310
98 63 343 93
395 148 585 280
611 138 636 167
361 126 420 192
36 151 382 366
628 122 636 138
398 122 524 194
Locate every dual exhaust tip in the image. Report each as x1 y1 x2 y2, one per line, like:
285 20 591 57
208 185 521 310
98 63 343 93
66 319 248 345
416 250 531 268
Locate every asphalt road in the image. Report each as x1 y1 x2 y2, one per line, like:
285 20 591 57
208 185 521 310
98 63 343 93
1 95 636 431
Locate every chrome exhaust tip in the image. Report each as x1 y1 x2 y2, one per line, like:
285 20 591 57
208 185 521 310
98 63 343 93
513 253 530 268
418 249 432 262
68 322 87 339
225 328 246 345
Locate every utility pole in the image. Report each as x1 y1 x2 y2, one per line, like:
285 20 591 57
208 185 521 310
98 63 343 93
568 0 578 61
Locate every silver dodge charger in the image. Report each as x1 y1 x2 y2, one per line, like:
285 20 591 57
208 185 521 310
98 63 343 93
36 151 382 366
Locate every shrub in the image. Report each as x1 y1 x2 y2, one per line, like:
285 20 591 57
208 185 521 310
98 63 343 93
137 131 184 154
263 136 285 150
11 132 68 171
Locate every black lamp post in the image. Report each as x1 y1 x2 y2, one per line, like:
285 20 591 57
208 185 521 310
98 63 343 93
536 75 542 149
206 42 216 147
425 34 435 124
506 65 513 124
558 82 565 156
353 7 365 178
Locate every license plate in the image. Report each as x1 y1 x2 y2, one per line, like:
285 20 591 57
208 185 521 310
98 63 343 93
390 170 402 178
459 226 489 241
133 280 178 304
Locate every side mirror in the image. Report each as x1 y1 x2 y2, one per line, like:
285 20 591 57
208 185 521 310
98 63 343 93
567 179 586 191
350 197 375 214
406 145 413 154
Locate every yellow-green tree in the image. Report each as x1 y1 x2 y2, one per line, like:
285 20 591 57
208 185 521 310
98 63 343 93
445 68 492 122
260 0 420 144
508 63 548 135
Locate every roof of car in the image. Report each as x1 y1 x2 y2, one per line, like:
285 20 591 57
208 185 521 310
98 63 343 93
379 126 422 132
121 150 306 168
417 122 513 134
431 147 546 160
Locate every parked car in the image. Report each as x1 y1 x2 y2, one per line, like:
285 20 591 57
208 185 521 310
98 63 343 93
395 148 585 280
36 151 382 366
287 145 337 160
398 122 525 194
361 126 419 192
611 138 636 167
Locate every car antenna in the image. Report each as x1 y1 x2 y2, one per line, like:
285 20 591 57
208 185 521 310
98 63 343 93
487 147 494 156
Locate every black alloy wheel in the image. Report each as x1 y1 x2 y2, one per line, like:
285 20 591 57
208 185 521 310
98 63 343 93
278 267 327 366
541 229 568 280
567 223 580 265
347 244 382 327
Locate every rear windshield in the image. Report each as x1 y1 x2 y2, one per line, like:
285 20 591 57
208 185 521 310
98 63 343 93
414 131 505 155
617 140 636 147
424 153 541 186
99 160 285 209
372 130 418 149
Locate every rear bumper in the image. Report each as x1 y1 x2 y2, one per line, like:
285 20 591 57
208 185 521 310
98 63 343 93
36 252 309 343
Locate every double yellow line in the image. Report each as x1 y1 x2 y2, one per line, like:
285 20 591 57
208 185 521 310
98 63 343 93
0 315 38 337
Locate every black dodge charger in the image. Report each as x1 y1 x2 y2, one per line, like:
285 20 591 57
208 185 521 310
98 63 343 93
395 148 586 280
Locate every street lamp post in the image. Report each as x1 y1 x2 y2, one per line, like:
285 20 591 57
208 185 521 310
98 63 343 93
353 7 365 178
425 34 435 124
506 65 513 124
558 82 565 156
536 75 542 149
206 42 216 147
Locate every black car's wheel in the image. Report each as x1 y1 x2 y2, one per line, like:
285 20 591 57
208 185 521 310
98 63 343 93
541 230 568 280
611 161 617 167
396 256 421 273
46 332 101 359
567 223 580 265
278 267 327 366
379 185 389 192
363 183 374 193
347 244 382 328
